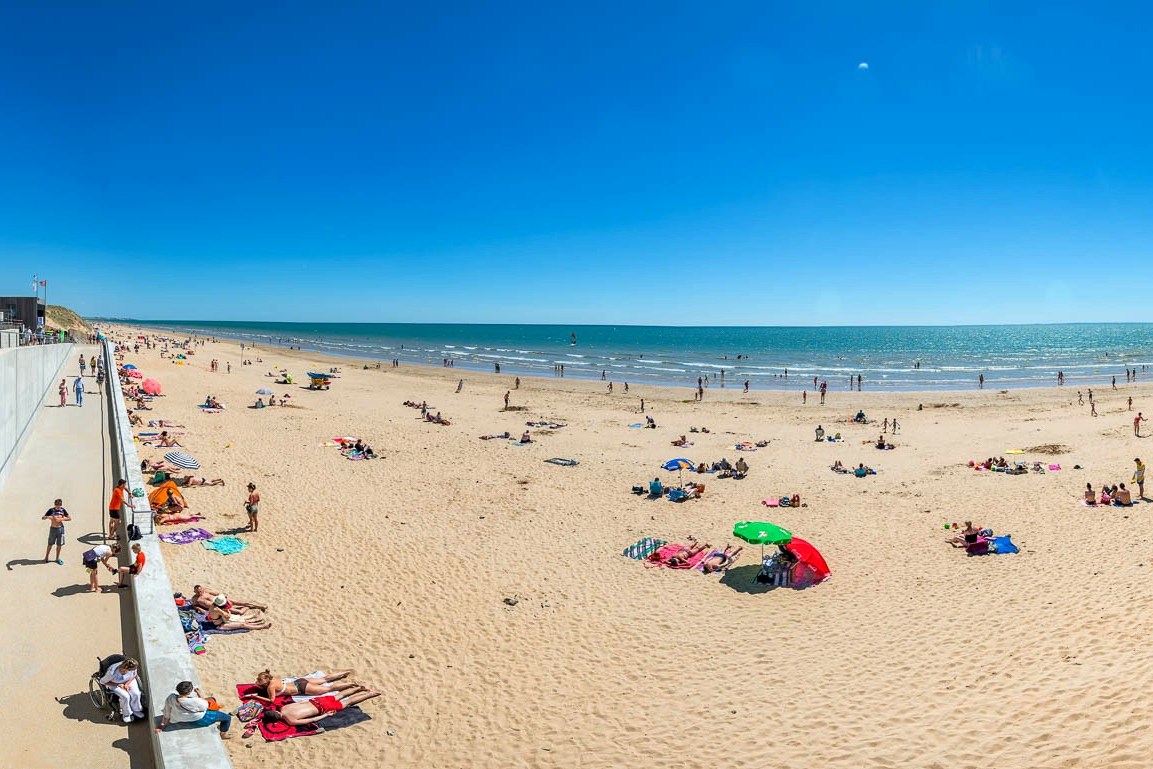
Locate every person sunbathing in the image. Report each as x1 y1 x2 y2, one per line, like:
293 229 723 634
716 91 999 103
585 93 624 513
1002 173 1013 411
1084 483 1096 504
266 686 382 726
156 431 183 447
250 670 358 703
701 544 743 573
154 510 199 525
520 431 532 443
192 585 267 612
662 539 709 567
129 412 144 426
1115 483 1133 506
832 460 846 473
178 476 225 487
671 435 690 447
149 420 186 428
203 604 271 631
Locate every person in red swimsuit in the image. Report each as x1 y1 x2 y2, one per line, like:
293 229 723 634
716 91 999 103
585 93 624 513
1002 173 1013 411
268 686 382 726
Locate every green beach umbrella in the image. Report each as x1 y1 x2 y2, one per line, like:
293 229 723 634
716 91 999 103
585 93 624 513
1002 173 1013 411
733 521 793 560
733 521 792 546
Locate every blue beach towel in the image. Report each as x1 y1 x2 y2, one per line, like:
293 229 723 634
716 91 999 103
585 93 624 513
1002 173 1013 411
628 423 644 428
202 536 248 555
991 535 1019 554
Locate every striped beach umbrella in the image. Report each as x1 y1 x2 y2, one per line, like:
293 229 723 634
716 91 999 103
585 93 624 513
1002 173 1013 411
255 388 274 395
164 451 200 470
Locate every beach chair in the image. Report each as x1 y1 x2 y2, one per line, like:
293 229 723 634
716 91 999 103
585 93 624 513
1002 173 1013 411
755 554 793 586
649 480 663 497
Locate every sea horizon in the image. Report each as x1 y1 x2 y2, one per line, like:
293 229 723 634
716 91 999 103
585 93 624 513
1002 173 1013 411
91 318 1153 392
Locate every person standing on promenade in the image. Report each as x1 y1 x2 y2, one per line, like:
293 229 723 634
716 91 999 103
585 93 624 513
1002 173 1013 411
79 354 86 376
82 543 120 591
73 376 84 407
58 379 67 407
43 498 71 564
90 355 97 374
107 478 129 540
1135 413 1146 437
1134 458 1146 498
245 483 261 532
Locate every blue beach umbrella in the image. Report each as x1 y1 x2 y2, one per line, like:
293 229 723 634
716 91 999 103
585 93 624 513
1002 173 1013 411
122 364 137 370
661 457 694 484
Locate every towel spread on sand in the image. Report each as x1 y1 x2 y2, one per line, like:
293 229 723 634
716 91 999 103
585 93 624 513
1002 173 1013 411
235 681 371 741
159 527 213 545
647 543 710 569
193 612 250 635
544 458 579 466
990 535 1020 554
202 536 247 555
622 537 666 560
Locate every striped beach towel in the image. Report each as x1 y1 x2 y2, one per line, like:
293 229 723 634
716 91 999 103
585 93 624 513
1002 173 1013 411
622 537 666 560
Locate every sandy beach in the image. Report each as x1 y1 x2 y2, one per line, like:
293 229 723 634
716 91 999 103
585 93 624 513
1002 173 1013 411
111 325 1153 769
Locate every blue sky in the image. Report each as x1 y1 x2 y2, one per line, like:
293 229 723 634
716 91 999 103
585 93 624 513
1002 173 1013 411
0 1 1149 325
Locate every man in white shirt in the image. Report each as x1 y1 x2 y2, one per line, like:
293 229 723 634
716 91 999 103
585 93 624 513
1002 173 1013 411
99 657 143 723
157 681 232 737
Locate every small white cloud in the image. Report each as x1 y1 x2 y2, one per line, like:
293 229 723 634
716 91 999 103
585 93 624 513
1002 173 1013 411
858 62 869 70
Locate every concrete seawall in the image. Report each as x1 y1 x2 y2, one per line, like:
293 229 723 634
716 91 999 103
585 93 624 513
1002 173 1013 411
0 343 72 489
101 341 233 769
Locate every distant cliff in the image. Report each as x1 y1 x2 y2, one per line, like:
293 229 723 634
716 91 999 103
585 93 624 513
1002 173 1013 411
46 305 91 334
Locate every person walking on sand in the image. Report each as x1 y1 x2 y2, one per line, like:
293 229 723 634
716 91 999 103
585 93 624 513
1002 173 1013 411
891 418 900 434
58 379 67 407
1134 458 1146 498
882 418 889 433
1091 401 1098 417
1136 412 1147 437
107 478 129 540
245 483 260 532
514 377 520 390
43 498 71 564
743 380 749 393
1129 396 1134 411
504 391 510 409
73 376 84 407
456 379 463 393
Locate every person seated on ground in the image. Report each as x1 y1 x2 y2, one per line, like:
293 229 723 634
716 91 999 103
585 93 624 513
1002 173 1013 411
249 670 357 703
645 415 657 428
206 396 224 409
697 462 709 474
178 475 225 487
1084 483 1096 504
203 601 271 631
649 477 663 496
192 585 267 612
1115 483 1133 505
755 439 768 447
157 680 232 739
718 457 732 471
159 488 186 514
520 431 532 443
671 435 689 447
854 463 871 478
832 460 846 473
948 521 983 547
661 538 710 567
875 435 894 450
1100 484 1115 505
734 457 749 478
996 456 1008 468
156 431 183 447
254 398 265 409
854 410 866 423
129 412 144 426
267 686 382 727
135 396 152 411
815 425 825 442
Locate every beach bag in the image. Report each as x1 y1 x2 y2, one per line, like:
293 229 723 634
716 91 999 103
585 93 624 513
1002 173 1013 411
235 701 264 722
127 523 142 541
206 697 221 711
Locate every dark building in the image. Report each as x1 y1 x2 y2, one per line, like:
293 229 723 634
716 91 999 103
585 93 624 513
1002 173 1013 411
0 296 46 332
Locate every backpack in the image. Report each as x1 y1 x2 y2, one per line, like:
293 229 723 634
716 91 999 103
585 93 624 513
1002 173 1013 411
127 524 142 541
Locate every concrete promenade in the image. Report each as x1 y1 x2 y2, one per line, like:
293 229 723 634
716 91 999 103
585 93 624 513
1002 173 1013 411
0 345 153 769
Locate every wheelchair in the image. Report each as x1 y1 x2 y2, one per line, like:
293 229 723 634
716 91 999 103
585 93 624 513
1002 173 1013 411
88 654 148 722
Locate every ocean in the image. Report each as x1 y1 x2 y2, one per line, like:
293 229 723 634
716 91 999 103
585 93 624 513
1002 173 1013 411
108 321 1153 391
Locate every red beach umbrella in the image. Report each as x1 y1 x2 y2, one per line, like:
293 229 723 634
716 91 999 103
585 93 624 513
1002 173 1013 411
141 378 162 395
126 370 143 379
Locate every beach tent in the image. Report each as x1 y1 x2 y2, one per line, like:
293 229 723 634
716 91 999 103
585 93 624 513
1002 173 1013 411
784 537 831 587
148 481 187 510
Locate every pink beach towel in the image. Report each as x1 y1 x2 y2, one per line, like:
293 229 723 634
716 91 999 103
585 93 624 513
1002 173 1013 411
646 543 710 569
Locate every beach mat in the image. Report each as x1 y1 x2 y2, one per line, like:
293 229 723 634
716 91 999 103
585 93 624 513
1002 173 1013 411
202 536 248 555
622 537 666 560
159 527 213 545
235 683 370 741
647 543 710 570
